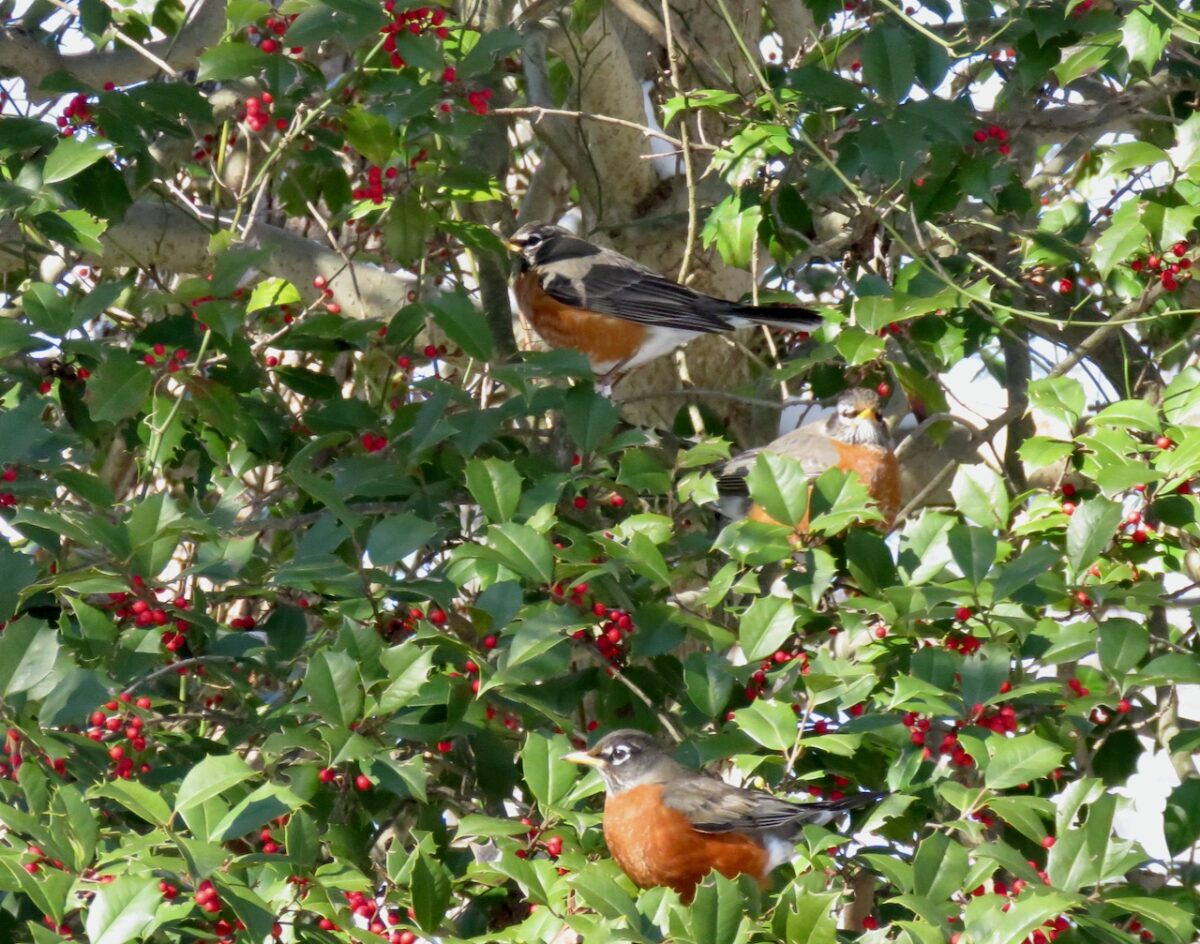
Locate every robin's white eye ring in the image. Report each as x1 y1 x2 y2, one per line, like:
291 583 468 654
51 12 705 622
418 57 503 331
610 744 631 764
526 234 542 247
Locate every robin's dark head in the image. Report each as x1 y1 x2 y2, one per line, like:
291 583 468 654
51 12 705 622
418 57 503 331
563 729 684 795
824 387 891 447
507 222 597 270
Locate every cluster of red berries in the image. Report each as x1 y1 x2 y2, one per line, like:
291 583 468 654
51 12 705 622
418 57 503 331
511 816 567 866
560 586 637 665
318 765 373 792
569 489 627 511
383 5 449 42
57 93 95 137
204 915 249 944
1 729 68 781
143 343 189 372
970 124 1011 156
241 93 287 135
1119 506 1154 545
86 693 155 779
806 774 855 802
875 321 904 338
247 13 302 55
902 712 974 767
23 843 68 877
744 649 808 703
39 913 73 936
1130 242 1193 292
190 279 249 330
0 465 17 507
195 879 227 915
352 164 400 205
259 815 288 854
192 130 235 163
972 700 1019 735
463 88 493 116
101 578 194 653
380 605 447 642
337 889 418 942
943 632 981 655
361 432 389 452
310 274 342 315
484 703 523 732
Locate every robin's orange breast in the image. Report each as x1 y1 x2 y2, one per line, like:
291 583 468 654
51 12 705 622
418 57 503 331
513 270 647 366
602 783 770 902
748 443 900 532
832 441 900 528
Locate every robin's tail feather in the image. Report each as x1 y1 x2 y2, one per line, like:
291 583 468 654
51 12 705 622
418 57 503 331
792 790 888 826
726 303 822 332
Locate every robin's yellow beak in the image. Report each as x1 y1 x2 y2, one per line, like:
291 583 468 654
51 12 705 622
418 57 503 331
857 407 879 421
505 238 524 252
563 750 604 768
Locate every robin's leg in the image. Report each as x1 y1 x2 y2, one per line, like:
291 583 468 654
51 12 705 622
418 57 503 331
596 357 633 396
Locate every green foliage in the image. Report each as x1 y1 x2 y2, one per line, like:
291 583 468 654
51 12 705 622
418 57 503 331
0 0 1199 942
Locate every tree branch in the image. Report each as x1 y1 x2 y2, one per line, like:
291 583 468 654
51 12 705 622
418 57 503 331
0 0 226 100
0 200 415 320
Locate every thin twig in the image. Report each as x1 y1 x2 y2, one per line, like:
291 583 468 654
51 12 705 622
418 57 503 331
618 387 802 409
893 412 983 462
123 656 240 695
660 0 698 284
493 106 715 152
42 0 179 75
608 664 683 743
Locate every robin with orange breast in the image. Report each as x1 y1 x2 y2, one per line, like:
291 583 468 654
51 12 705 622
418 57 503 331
716 387 901 531
507 223 823 383
563 729 884 902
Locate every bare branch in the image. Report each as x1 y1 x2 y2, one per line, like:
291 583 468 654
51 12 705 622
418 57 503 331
0 200 415 320
0 0 225 100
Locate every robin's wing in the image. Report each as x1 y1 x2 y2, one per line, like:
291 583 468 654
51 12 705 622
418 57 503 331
716 426 841 497
664 776 884 835
536 245 737 333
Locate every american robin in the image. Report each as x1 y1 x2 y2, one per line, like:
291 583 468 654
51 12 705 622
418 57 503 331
507 223 822 381
563 729 883 901
716 387 900 531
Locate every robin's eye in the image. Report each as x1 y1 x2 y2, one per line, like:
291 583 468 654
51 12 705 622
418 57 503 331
525 234 542 247
609 744 631 764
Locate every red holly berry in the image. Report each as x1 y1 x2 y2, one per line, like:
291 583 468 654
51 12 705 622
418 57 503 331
354 774 372 791
428 608 447 626
1041 835 1056 849
955 606 972 622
